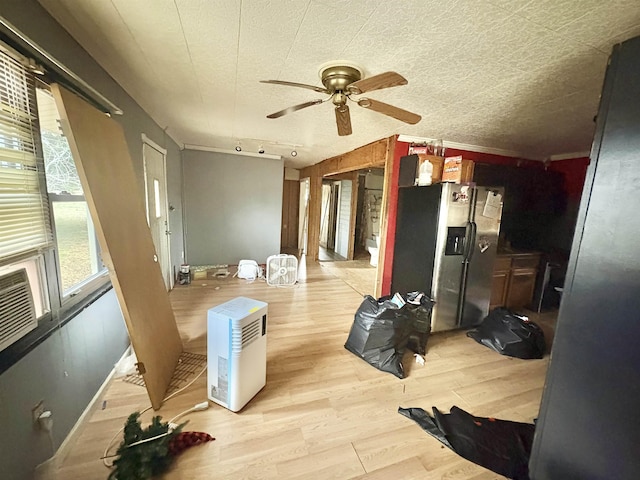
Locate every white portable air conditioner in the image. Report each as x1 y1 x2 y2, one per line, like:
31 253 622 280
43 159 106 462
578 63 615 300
266 254 298 286
207 297 268 412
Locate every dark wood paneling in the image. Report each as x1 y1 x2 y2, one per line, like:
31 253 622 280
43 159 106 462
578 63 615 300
280 179 300 249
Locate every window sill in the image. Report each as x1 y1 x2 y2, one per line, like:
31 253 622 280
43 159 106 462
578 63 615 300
0 281 114 375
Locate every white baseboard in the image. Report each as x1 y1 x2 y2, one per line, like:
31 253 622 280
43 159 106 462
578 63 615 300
33 345 132 480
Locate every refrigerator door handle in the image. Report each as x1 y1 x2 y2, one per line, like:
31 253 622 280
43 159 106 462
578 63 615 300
464 221 477 261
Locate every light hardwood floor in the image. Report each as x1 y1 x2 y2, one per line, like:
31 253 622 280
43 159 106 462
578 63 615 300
49 257 555 479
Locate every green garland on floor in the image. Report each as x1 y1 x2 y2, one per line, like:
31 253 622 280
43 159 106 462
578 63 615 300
107 412 185 480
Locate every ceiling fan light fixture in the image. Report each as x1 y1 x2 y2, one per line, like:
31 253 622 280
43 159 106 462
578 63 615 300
332 92 348 106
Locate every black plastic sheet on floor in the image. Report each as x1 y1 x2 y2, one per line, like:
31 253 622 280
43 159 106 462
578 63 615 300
466 307 546 359
399 406 535 480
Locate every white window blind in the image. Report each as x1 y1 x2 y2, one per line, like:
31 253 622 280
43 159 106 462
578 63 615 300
0 49 52 260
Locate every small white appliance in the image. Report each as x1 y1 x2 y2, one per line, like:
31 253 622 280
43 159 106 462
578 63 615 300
265 254 298 286
207 297 268 412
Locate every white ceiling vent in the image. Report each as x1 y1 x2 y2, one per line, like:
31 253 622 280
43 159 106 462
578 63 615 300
0 269 37 352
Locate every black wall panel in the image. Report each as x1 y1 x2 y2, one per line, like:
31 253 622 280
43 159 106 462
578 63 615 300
529 36 640 480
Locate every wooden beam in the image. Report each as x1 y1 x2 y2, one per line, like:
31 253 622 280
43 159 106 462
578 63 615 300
317 139 388 177
375 136 396 297
324 172 358 181
347 171 359 260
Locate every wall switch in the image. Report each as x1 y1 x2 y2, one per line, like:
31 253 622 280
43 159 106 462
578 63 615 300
32 400 45 424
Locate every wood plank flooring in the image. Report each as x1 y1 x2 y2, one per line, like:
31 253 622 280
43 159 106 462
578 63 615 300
318 257 378 297
48 257 556 479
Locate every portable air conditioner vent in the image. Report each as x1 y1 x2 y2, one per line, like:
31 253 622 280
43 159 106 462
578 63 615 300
0 269 37 352
232 317 262 353
266 254 298 286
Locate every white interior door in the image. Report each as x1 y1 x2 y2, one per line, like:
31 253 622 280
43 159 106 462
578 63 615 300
143 136 172 289
335 179 351 259
298 179 309 254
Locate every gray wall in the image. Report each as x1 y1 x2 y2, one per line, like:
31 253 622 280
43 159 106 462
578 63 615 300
0 2 185 479
0 290 128 480
182 149 283 265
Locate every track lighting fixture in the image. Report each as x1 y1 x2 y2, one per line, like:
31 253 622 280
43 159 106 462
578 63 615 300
291 150 298 157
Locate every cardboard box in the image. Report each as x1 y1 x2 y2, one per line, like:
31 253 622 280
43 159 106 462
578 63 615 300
442 155 463 183
193 270 207 280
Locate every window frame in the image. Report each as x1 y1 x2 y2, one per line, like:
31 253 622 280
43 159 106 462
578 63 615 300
0 41 112 372
39 82 109 304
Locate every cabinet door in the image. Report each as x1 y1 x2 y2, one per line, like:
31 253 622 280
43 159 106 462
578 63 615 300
490 256 512 310
506 269 537 309
490 270 509 310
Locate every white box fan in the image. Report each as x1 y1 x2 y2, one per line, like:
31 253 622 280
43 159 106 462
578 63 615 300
266 254 298 286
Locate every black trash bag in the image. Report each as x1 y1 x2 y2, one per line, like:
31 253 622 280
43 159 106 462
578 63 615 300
344 292 434 378
404 291 435 356
466 308 546 359
399 406 535 480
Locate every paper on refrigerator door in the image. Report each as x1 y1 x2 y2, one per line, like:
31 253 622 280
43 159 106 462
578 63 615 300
482 191 502 219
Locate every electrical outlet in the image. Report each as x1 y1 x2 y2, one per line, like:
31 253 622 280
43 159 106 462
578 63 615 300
32 400 45 424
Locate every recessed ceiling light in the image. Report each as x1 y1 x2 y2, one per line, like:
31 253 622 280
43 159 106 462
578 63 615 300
291 150 297 157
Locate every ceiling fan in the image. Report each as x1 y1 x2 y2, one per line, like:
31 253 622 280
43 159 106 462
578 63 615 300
260 63 421 136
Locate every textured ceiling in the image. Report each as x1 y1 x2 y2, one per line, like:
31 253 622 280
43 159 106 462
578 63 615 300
38 0 640 168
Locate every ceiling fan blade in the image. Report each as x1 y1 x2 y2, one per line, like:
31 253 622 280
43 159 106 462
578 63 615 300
260 79 329 94
267 99 323 119
357 98 421 125
347 71 407 95
335 104 352 136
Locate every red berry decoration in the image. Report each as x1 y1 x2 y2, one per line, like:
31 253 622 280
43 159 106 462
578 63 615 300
168 431 215 456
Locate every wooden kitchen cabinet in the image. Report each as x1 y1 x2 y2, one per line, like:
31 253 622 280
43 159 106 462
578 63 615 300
490 255 512 310
490 252 541 311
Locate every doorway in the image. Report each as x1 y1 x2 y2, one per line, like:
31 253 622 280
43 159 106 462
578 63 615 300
355 168 384 263
316 169 384 296
142 135 172 289
319 181 346 260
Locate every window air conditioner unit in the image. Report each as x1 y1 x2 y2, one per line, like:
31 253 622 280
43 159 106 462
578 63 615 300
0 269 37 352
207 297 268 412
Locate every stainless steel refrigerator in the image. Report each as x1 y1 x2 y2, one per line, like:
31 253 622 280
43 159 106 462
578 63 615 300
391 183 503 332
